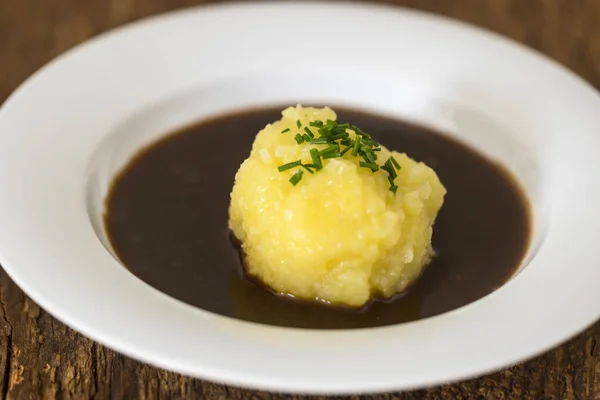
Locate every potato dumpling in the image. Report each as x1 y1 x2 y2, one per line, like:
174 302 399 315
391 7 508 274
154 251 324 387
228 105 446 307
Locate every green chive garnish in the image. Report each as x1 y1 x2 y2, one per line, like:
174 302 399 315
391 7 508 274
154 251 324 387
384 159 397 179
278 160 302 172
360 161 379 172
310 148 323 170
310 138 329 145
329 133 347 141
277 117 402 193
301 164 315 174
366 151 376 164
352 125 371 138
340 143 353 156
289 170 304 186
319 146 339 157
322 152 342 159
388 167 398 180
352 137 361 156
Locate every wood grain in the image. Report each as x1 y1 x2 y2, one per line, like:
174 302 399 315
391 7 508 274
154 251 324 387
1 0 600 398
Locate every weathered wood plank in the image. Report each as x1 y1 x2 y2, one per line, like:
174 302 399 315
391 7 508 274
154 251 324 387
1 0 599 398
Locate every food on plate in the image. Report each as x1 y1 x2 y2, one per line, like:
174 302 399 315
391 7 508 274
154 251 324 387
228 106 446 307
105 104 530 329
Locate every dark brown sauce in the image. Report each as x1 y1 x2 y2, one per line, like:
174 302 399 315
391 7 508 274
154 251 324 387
104 106 531 329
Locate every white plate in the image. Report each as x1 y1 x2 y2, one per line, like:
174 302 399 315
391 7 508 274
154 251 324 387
1 1 599 395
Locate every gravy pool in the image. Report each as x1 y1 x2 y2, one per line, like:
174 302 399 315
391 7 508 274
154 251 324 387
104 107 531 329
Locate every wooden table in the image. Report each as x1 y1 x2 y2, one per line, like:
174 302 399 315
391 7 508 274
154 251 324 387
1 0 599 398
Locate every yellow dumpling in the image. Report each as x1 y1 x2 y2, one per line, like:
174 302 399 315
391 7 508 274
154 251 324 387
228 105 446 307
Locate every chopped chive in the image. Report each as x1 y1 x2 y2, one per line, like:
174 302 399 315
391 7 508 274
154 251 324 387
310 137 329 145
350 125 362 134
329 133 348 141
352 137 361 156
352 125 371 138
301 164 315 174
359 161 379 172
361 135 375 143
366 151 376 164
318 128 333 138
383 158 393 169
289 170 304 186
360 144 372 153
340 144 353 156
310 148 323 170
279 118 401 193
387 158 397 172
322 152 342 159
385 164 397 179
319 146 339 157
278 160 302 172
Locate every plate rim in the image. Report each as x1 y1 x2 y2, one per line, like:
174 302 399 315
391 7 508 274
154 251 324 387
1 1 600 394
